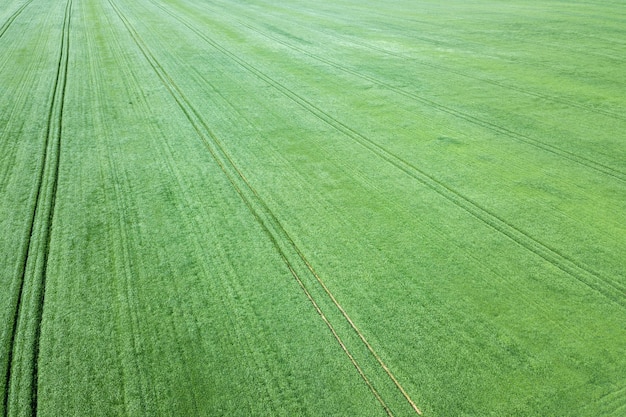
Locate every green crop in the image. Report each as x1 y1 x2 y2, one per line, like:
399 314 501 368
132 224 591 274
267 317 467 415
1 0 624 415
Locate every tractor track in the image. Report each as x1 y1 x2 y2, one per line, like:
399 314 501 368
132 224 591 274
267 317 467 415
3 1 71 415
238 17 626 124
264 0 626 65
107 0 422 414
136 0 625 309
235 20 626 183
198 0 626 123
0 0 34 40
109 0 625 409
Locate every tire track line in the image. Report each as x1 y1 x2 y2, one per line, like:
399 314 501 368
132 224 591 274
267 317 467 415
1 4 59 414
277 0 626 65
175 41 585 370
236 20 626 183
597 384 626 415
3 1 71 415
104 140 151 417
95 106 154 414
181 37 586 343
99 3 273 409
187 0 626 122
137 0 425 413
0 0 33 40
244 16 626 123
107 1 412 414
108 1 395 412
0 0 40 185
348 37 626 122
0 29 46 196
184 54 583 344
144 1 625 308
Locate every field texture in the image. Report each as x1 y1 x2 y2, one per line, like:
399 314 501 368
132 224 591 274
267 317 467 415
1 0 625 415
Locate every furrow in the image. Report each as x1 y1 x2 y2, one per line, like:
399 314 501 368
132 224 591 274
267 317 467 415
96 27 154 407
105 139 150 416
97 3 269 410
107 1 419 414
235 20 625 183
3 1 71 415
0 0 33 40
143 1 625 308
118 34 303 416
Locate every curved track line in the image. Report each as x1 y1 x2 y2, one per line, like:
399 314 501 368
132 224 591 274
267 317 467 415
145 2 625 309
32 2 72 409
1 9 53 413
3 1 71 415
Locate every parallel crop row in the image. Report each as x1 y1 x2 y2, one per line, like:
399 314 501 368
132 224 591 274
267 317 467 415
1 0 625 416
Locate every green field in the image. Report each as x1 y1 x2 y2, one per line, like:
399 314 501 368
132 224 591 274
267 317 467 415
1 0 625 415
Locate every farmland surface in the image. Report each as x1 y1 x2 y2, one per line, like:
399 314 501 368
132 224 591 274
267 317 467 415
1 0 625 415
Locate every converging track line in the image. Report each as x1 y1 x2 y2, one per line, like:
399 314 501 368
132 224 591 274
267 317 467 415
3 1 71 416
143 1 625 309
106 0 422 414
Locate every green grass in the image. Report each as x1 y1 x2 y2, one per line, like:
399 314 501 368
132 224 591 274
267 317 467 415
1 0 625 415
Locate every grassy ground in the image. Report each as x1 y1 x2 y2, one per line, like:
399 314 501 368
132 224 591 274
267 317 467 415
1 0 625 415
